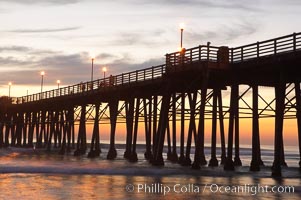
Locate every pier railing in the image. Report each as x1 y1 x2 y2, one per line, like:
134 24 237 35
13 32 301 104
166 45 220 67
164 32 301 65
16 64 166 104
231 32 301 63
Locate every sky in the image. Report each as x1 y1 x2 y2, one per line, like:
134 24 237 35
0 0 301 146
1 0 301 96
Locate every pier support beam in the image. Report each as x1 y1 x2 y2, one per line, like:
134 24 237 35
3 113 10 147
10 114 16 146
166 122 172 160
88 104 101 158
27 112 35 148
15 113 23 147
59 110 67 155
192 71 209 169
124 99 134 159
70 108 75 150
4 114 10 147
178 92 186 164
234 85 242 166
152 93 171 166
224 84 238 171
280 132 287 166
209 89 219 167
37 111 46 148
130 98 140 162
0 114 4 148
54 111 61 148
23 112 29 147
152 96 158 155
183 92 197 166
218 90 226 164
74 105 87 156
47 110 55 151
250 85 260 171
272 81 286 177
3 114 9 147
60 108 73 154
163 94 178 162
45 111 51 147
170 93 178 162
107 99 119 160
294 82 301 171
143 98 153 160
11 114 16 147
58 111 63 148
35 112 40 148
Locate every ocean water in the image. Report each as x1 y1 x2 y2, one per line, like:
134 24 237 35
0 144 300 200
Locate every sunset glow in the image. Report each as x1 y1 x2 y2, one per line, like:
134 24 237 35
1 1 301 199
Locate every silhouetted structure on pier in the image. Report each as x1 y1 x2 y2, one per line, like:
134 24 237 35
1 32 301 177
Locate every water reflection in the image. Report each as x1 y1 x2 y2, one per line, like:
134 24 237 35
0 147 300 199
0 174 300 200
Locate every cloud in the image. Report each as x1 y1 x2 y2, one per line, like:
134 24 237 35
0 53 89 85
223 22 257 41
0 45 60 55
0 0 81 6
0 50 164 86
0 46 31 52
109 29 166 47
36 52 164 83
0 56 33 67
109 56 164 73
120 0 260 12
267 0 301 5
0 8 8 13
111 33 141 46
186 20 259 45
38 53 89 80
96 53 117 60
8 26 81 33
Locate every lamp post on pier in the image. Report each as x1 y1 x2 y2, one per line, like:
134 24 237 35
40 71 45 99
180 23 185 50
40 71 45 93
8 82 12 97
57 80 60 89
91 56 95 82
103 67 107 79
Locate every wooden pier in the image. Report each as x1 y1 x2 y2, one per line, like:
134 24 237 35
1 32 301 177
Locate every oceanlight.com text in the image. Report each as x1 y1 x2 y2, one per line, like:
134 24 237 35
125 183 295 196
